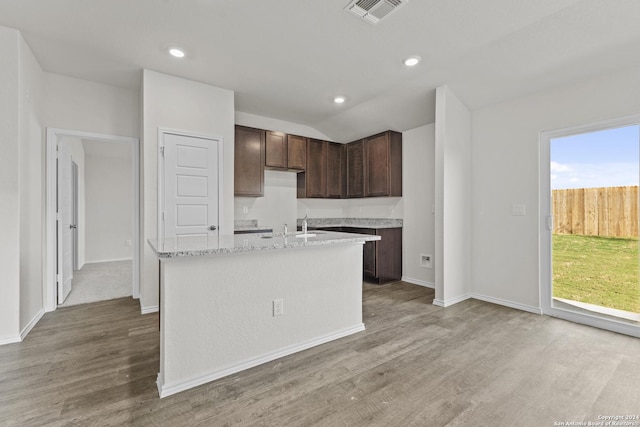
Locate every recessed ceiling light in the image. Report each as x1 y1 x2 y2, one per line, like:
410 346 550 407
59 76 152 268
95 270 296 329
403 56 421 67
169 48 185 58
334 96 346 104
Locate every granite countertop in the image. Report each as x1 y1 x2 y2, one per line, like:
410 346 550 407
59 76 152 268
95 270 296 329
296 217 403 229
148 231 380 258
234 226 274 233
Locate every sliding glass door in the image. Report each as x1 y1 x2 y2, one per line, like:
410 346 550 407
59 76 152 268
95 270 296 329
540 116 640 337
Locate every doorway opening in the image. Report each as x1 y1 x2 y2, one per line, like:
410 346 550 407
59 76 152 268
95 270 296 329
540 115 640 337
45 128 140 312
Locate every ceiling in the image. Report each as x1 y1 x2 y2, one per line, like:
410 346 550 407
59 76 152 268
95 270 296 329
2 0 640 141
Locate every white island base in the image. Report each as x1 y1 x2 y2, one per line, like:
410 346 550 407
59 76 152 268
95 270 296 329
156 240 368 398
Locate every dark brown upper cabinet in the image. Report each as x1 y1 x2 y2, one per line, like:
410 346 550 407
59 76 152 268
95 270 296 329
264 131 307 171
265 131 287 169
234 126 265 197
346 140 365 198
326 142 346 199
287 134 307 170
304 139 328 198
364 130 402 197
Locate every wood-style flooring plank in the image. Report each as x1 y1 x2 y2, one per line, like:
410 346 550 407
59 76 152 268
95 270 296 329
1 283 639 426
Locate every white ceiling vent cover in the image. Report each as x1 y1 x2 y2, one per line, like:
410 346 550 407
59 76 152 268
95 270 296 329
345 0 408 25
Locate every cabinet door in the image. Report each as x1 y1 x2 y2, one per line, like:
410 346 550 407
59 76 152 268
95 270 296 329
346 140 364 198
326 142 345 198
375 228 402 282
234 126 265 196
265 131 287 169
305 139 327 198
365 131 402 197
287 134 307 170
365 132 390 197
363 241 376 277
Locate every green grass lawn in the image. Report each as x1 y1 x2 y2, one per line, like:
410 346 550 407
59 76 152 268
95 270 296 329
553 234 640 313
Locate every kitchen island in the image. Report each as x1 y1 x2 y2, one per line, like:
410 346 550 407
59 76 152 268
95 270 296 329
148 231 380 398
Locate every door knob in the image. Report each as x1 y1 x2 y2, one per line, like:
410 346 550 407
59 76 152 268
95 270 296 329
209 225 217 231
69 224 77 229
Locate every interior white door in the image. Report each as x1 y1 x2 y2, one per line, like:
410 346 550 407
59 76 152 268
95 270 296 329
57 143 74 304
162 133 220 240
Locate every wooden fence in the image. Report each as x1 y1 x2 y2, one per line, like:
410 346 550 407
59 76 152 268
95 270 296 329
552 186 638 238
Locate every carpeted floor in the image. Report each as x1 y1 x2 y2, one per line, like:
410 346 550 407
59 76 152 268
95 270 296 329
59 260 132 307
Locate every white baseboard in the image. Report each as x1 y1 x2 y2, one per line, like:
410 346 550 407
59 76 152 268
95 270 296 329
470 293 542 315
0 334 21 346
433 293 471 308
141 305 159 314
157 322 366 398
0 308 46 345
20 308 45 340
401 277 435 289
85 257 133 264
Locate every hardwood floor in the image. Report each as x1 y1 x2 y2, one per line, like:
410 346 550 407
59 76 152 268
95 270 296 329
1 282 639 426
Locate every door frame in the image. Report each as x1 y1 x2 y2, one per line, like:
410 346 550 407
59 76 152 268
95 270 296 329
157 128 224 239
539 113 640 338
72 160 79 271
45 128 140 312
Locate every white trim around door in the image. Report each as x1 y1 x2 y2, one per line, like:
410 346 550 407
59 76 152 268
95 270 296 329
45 128 140 312
539 113 640 338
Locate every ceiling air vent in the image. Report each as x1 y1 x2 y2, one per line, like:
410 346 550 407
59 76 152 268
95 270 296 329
345 0 408 25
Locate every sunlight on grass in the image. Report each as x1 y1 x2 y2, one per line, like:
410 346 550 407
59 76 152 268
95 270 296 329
552 234 640 314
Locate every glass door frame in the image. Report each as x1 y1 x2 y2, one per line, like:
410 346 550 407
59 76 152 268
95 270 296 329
539 113 640 338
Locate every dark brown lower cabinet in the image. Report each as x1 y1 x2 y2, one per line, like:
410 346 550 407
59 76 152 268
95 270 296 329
314 226 402 284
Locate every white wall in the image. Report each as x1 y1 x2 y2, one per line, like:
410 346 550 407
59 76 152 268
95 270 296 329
297 194 404 221
19 33 46 335
0 27 47 343
0 27 22 343
44 73 140 137
470 64 640 312
142 70 235 312
60 136 86 268
235 170 297 233
235 111 332 141
435 86 472 306
401 124 435 287
84 141 133 263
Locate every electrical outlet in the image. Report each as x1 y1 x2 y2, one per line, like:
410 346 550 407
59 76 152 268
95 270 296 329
273 299 284 317
420 254 433 269
242 206 249 214
125 239 132 247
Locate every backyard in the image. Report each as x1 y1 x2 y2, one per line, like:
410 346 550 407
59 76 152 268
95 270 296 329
553 233 640 314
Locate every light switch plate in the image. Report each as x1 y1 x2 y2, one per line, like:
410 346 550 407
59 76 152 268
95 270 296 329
512 204 526 216
273 299 284 317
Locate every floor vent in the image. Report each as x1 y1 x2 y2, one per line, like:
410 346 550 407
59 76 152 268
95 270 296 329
345 0 408 25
